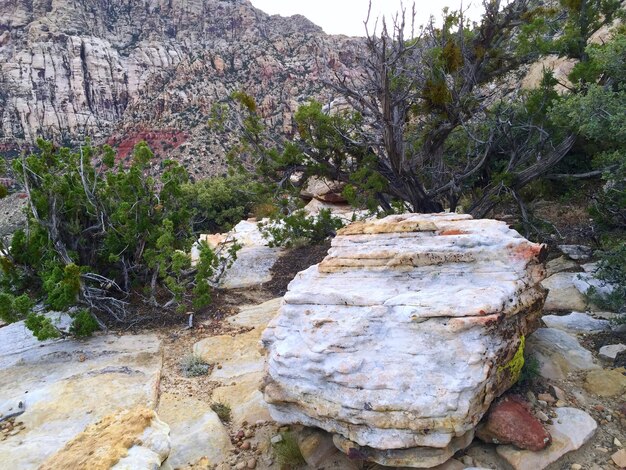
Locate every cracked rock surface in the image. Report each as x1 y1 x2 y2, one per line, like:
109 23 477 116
261 213 548 466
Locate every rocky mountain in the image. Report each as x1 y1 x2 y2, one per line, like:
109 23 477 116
0 0 362 176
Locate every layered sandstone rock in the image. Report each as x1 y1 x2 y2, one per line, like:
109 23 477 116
261 213 547 467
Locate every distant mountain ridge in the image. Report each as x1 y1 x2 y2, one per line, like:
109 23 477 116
0 0 361 175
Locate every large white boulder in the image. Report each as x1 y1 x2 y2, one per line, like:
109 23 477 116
261 213 547 467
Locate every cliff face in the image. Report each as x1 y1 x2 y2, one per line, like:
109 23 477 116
0 0 361 174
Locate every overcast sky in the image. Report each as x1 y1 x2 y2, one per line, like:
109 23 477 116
250 0 485 37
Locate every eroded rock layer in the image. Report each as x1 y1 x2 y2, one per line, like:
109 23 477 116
261 213 547 466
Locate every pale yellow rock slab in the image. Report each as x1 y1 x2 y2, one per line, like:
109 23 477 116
584 368 626 397
40 407 170 470
542 273 588 312
194 328 265 380
0 331 162 469
211 372 270 427
227 298 282 329
158 392 232 468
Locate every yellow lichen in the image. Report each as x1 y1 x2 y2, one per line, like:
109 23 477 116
498 335 525 382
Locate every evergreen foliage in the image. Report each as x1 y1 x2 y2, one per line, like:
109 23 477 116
0 139 247 338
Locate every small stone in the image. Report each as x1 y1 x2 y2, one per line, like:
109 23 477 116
526 328 599 380
235 462 246 470
558 244 592 261
584 368 626 397
244 429 253 438
541 274 588 312
270 435 283 444
615 438 623 447
551 385 567 402
597 446 609 453
542 312 610 334
476 397 551 451
612 449 626 467
296 428 338 468
537 393 556 404
461 455 474 466
556 400 567 408
240 441 251 450
537 400 548 407
497 407 597 470
535 411 550 422
246 458 257 469
599 344 626 361
570 464 582 470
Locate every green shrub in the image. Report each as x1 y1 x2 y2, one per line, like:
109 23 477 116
586 241 626 316
0 293 33 323
69 309 100 338
180 354 211 377
210 402 231 423
519 355 540 384
2 140 252 339
260 209 344 248
24 313 60 341
0 185 7 199
273 431 305 468
185 173 259 233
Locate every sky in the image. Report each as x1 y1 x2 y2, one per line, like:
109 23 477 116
250 0 485 37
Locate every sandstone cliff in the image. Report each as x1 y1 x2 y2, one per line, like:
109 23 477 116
0 0 361 175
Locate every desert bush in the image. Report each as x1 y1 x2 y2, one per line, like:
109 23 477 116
586 241 626 315
260 209 344 248
519 355 540 384
180 354 211 377
210 402 231 422
0 139 252 339
185 173 259 233
69 308 100 338
272 431 305 468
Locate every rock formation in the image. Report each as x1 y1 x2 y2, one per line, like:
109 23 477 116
261 213 548 467
0 317 162 468
0 0 361 176
39 407 171 470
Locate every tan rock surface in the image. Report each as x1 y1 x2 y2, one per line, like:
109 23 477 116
158 393 232 468
40 407 170 470
583 368 626 397
0 323 162 469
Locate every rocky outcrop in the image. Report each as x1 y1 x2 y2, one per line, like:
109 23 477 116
0 318 162 468
0 0 361 176
261 213 548 467
40 407 170 470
